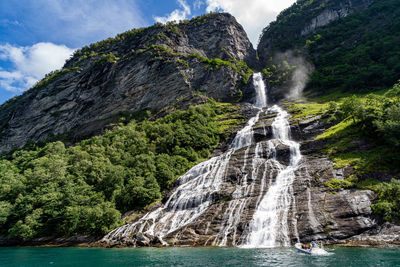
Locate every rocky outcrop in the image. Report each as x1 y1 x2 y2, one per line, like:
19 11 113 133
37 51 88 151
292 156 376 243
301 0 373 36
0 13 256 154
346 223 400 246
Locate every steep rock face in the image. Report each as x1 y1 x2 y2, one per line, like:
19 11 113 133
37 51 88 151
257 0 373 66
300 0 373 36
292 156 376 242
0 13 256 154
100 106 377 247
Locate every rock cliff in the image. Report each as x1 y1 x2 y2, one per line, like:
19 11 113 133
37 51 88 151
300 0 373 36
0 13 256 154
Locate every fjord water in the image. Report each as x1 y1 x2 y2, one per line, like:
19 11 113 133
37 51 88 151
1 247 400 267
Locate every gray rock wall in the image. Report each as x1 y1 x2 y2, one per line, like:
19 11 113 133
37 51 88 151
301 0 373 35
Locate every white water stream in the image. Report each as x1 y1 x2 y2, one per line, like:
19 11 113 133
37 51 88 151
241 105 301 248
103 72 302 248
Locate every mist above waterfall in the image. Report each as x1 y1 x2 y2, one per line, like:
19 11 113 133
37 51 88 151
286 54 314 99
270 51 314 100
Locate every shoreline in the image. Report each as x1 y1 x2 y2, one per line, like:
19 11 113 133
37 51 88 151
1 237 398 249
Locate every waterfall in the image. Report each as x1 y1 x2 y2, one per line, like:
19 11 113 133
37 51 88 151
253 72 267 108
241 105 302 248
103 72 301 248
103 74 267 244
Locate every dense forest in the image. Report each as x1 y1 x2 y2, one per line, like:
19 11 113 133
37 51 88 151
0 100 242 239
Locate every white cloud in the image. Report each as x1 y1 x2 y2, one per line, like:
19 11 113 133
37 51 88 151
154 0 191 23
0 42 74 93
205 0 296 46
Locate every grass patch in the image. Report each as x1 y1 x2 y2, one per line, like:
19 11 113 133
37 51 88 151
329 147 392 173
286 101 329 121
214 102 246 138
316 119 354 140
301 85 400 174
316 120 393 173
94 52 119 65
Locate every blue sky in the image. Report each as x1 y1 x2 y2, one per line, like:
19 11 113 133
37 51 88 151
0 0 295 105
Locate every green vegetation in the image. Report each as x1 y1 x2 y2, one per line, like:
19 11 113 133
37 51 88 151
213 102 246 139
262 59 295 86
132 44 253 89
334 85 400 165
288 81 400 222
0 101 241 240
287 101 329 121
287 80 400 175
261 0 400 93
183 12 219 26
188 52 253 85
358 179 400 222
94 53 119 65
73 12 221 60
323 177 355 191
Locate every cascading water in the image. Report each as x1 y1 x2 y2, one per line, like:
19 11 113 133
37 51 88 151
103 73 268 244
241 105 302 248
253 72 267 108
103 72 302 248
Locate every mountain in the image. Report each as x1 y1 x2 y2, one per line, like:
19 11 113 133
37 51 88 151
0 13 256 155
0 3 399 247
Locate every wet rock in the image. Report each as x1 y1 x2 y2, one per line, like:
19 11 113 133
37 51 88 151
151 236 163 245
253 126 273 142
0 235 100 247
135 233 151 247
271 140 291 165
348 223 400 246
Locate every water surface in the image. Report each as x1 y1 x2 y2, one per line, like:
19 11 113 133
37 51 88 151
1 247 399 267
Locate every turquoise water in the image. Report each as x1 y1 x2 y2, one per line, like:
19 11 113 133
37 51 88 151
0 247 399 267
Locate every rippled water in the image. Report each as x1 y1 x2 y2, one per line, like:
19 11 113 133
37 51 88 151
1 247 399 267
